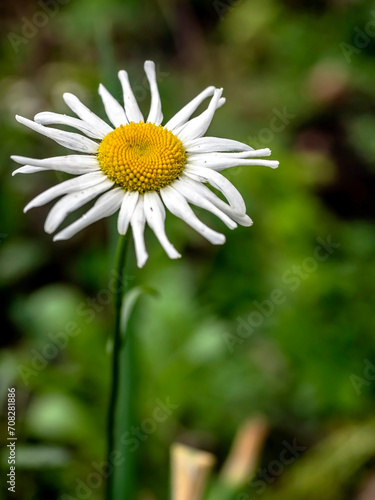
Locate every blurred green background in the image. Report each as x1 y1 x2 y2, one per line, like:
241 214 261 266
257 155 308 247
1 0 375 499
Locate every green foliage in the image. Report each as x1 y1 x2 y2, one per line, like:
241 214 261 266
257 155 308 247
1 0 375 498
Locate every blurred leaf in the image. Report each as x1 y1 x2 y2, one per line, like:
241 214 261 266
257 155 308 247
261 421 375 500
25 392 89 441
0 239 47 285
0 445 71 469
10 284 83 339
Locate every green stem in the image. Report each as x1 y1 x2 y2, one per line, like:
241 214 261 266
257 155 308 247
106 234 132 500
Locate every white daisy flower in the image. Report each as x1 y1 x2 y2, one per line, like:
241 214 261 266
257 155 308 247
11 61 278 268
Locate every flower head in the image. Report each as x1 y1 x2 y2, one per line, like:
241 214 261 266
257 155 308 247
12 61 278 267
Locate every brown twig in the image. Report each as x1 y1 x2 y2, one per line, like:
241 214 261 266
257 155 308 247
171 443 216 500
220 417 269 487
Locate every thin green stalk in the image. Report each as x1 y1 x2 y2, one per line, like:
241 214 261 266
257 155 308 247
106 234 132 500
114 300 137 498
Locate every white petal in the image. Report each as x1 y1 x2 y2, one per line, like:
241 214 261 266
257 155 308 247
160 186 225 245
44 182 112 233
187 151 278 171
189 148 271 166
53 188 124 241
188 149 271 163
185 136 254 153
172 178 237 229
13 166 45 175
98 84 128 128
176 89 224 143
178 177 252 227
117 191 139 235
173 98 226 140
16 115 99 153
11 155 100 175
217 158 279 170
24 172 111 212
144 61 163 125
164 86 215 132
130 197 148 268
143 192 181 259
63 93 113 135
34 111 107 139
185 166 246 213
118 70 144 123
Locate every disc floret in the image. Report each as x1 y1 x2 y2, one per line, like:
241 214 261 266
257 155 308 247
98 122 187 193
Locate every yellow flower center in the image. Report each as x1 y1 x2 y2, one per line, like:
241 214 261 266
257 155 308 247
97 122 187 193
